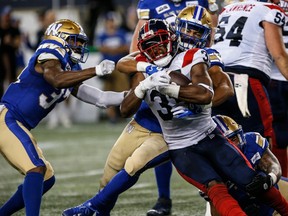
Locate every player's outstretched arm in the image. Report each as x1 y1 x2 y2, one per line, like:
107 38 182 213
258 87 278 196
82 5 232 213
208 65 234 107
72 84 125 108
129 19 147 53
246 147 282 196
39 59 115 89
120 72 145 118
258 148 282 182
116 53 161 75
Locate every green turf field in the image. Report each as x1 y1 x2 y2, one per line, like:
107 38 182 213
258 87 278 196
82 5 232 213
0 120 206 216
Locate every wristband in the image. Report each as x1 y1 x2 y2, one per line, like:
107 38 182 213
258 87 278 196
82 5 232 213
136 62 152 72
268 172 277 185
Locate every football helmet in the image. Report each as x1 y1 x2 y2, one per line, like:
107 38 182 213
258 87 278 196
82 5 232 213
137 19 179 67
175 5 212 50
44 19 89 63
212 115 246 146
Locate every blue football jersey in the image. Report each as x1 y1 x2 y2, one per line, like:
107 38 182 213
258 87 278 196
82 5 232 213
240 132 269 167
137 0 209 25
229 132 274 216
134 101 162 133
1 39 81 130
204 47 224 70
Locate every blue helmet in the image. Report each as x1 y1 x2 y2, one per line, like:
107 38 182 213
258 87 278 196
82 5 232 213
175 5 212 50
44 19 89 63
212 115 246 146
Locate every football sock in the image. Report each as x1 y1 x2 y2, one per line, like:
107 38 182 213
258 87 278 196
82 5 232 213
0 175 55 215
208 184 247 216
89 169 139 213
257 186 288 216
154 161 172 199
23 172 44 216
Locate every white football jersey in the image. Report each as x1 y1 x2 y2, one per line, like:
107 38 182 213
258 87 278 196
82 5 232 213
144 48 216 150
212 1 286 78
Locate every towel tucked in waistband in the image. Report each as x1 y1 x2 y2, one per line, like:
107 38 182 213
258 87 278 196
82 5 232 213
233 73 251 118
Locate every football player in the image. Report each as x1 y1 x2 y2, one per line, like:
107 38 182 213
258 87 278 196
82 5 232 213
0 19 125 216
62 6 233 216
267 0 288 177
202 115 288 216
130 1 219 214
211 0 288 180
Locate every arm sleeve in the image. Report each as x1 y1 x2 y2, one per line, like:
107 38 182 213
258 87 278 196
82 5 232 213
76 84 125 108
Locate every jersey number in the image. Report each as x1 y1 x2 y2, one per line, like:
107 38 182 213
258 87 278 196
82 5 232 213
39 89 70 109
150 90 174 121
214 16 248 47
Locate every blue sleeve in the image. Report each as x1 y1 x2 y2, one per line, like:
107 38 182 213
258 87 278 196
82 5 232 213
205 48 225 70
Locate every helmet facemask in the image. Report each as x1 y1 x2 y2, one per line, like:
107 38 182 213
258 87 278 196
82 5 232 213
44 19 89 63
176 5 212 50
65 34 89 63
137 19 179 67
176 18 211 50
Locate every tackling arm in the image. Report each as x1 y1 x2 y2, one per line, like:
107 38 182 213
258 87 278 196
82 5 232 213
37 58 115 89
72 84 125 108
116 52 157 75
208 65 234 107
129 19 147 53
39 59 96 89
120 72 145 118
257 148 282 183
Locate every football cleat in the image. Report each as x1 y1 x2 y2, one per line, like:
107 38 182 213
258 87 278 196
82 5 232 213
146 198 172 216
62 201 95 216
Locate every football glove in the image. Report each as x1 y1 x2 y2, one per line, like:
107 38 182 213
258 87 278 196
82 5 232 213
145 65 163 76
243 201 260 215
134 70 170 99
95 59 115 76
136 62 162 75
156 81 180 99
246 173 274 196
171 105 194 119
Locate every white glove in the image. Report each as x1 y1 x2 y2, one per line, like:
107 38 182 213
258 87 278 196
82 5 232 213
157 83 180 99
134 70 171 99
95 59 115 76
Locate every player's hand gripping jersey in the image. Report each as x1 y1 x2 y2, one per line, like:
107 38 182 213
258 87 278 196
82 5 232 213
212 1 286 78
144 48 215 150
